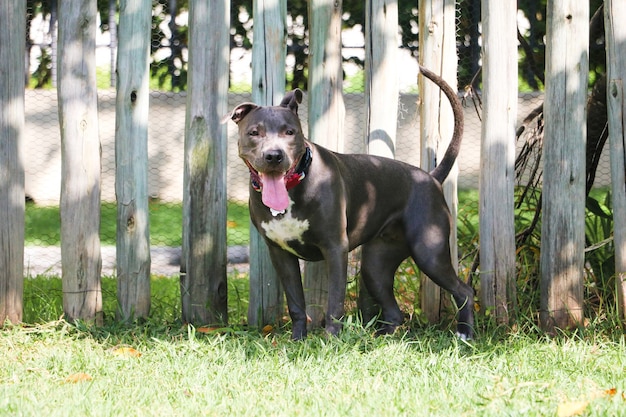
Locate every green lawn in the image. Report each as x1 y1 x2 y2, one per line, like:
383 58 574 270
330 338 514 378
25 200 250 247
8 189 625 416
3 275 626 417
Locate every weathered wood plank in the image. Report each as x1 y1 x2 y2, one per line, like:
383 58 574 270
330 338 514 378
357 0 399 324
604 0 626 325
365 0 398 159
479 0 517 323
540 0 588 332
418 0 458 324
57 0 103 323
247 0 287 328
0 1 26 324
180 0 230 325
115 0 152 320
304 0 345 328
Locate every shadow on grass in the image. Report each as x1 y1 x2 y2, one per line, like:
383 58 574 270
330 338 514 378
19 273 624 358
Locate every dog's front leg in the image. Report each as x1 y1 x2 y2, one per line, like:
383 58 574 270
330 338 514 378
266 245 308 340
323 246 349 336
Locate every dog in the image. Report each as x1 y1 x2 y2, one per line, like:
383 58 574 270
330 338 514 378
223 65 474 340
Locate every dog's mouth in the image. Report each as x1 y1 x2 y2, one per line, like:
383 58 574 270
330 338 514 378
245 147 312 213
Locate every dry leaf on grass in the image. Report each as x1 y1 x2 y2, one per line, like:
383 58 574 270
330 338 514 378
603 387 617 397
557 387 620 417
557 400 589 417
112 347 142 358
196 326 221 334
64 372 92 384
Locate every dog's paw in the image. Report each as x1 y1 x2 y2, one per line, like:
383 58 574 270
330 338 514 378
455 331 472 342
455 322 474 341
325 322 342 337
374 323 398 337
291 323 308 341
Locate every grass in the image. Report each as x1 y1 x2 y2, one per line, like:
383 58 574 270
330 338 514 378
8 187 626 416
3 275 626 416
25 200 250 247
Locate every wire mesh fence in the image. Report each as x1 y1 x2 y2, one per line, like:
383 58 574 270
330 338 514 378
23 1 612 278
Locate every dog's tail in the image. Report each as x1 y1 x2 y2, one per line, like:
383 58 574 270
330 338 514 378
418 65 464 184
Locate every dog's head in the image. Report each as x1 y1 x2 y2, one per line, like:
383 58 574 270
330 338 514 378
222 89 308 212
222 88 303 124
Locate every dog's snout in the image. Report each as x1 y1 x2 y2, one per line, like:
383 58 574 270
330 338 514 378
264 149 284 165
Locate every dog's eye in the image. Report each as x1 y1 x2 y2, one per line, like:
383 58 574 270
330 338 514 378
285 129 295 135
249 129 259 136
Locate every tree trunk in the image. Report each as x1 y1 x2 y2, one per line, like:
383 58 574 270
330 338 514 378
540 0 588 333
115 0 152 321
305 0 345 328
604 0 626 326
57 0 103 323
180 0 230 326
358 0 399 323
418 0 458 324
0 1 26 324
247 0 287 328
479 0 517 324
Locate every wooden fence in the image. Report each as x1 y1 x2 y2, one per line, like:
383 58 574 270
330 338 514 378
1 0 625 334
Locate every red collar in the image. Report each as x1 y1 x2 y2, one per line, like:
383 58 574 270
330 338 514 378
247 146 312 192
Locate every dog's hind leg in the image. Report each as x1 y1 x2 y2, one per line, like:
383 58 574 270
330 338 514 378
408 233 475 340
360 239 410 335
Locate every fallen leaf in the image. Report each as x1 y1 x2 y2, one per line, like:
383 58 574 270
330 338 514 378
262 324 274 335
604 388 617 397
112 347 142 358
64 372 92 383
557 401 589 417
196 326 221 334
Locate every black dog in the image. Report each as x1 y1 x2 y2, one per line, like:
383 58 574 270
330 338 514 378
224 65 474 340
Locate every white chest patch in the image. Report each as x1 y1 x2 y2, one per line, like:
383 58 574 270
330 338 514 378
261 200 309 257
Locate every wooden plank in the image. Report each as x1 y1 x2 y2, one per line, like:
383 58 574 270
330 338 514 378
304 0 345 328
57 0 103 323
365 0 398 158
180 0 230 325
247 0 287 328
479 0 517 323
115 0 152 321
0 1 26 324
358 0 399 323
604 0 626 324
540 0 588 332
418 0 458 324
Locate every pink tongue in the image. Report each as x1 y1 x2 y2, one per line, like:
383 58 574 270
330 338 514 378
260 172 289 212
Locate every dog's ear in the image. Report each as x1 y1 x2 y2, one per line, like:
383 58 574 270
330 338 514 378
279 89 303 114
221 103 258 124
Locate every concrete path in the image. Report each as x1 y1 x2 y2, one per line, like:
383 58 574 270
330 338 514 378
24 246 249 277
